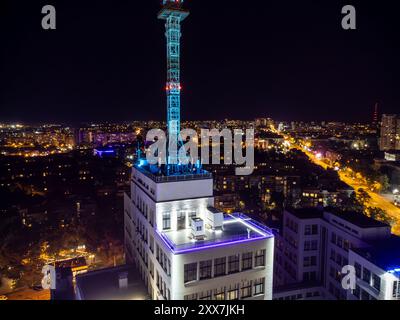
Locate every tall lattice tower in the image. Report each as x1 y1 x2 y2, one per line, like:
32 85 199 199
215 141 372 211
158 0 189 175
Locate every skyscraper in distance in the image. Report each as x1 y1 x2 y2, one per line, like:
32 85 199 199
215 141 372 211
380 114 400 151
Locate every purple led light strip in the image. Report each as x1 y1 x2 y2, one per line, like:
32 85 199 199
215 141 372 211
155 224 273 255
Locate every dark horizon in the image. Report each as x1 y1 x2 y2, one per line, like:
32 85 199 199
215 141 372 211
1 0 399 125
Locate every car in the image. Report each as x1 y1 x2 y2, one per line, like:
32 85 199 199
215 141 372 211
0 295 8 300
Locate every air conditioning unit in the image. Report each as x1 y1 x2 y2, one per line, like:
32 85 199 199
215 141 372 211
206 207 224 231
191 218 206 240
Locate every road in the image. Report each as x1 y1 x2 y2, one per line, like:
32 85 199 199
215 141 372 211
4 288 50 300
290 141 400 235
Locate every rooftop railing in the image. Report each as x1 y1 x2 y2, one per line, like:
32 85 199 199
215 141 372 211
134 165 212 183
156 213 274 254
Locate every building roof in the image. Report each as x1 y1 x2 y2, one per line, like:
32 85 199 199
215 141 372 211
75 264 149 300
329 210 389 229
352 236 400 273
285 207 324 220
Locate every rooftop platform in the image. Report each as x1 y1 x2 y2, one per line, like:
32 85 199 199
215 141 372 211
157 213 273 255
75 264 149 300
328 210 389 229
286 208 325 220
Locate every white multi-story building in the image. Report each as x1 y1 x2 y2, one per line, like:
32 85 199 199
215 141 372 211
124 163 274 300
273 208 400 300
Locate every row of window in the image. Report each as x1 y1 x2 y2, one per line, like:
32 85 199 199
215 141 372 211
305 224 318 236
135 192 155 227
304 255 317 267
184 251 266 283
274 291 320 300
156 270 171 300
304 240 318 251
184 279 265 300
352 285 377 301
331 232 351 252
354 262 381 292
156 244 171 276
330 249 348 268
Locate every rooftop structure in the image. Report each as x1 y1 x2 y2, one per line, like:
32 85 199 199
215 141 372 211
75 264 149 300
158 213 273 254
273 207 399 300
158 0 190 175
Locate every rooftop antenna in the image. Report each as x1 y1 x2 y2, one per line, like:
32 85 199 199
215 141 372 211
158 0 190 175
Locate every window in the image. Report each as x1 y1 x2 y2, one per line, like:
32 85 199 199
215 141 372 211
199 290 212 300
184 293 198 300
353 285 360 299
255 250 266 267
355 262 362 278
305 224 318 235
304 256 317 267
241 280 252 299
214 287 225 300
184 263 197 283
149 235 154 253
362 267 371 284
343 240 350 251
199 260 212 280
393 281 400 298
372 274 381 292
361 289 370 300
311 240 318 250
303 271 316 281
189 211 197 220
242 252 253 271
331 233 337 244
227 285 239 300
163 212 171 230
330 249 336 261
214 257 226 277
254 278 265 295
228 255 240 274
336 253 342 266
337 236 343 248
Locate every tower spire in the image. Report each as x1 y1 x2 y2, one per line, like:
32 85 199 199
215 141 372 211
158 1 189 175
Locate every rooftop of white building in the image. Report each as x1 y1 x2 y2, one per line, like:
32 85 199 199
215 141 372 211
157 213 274 254
352 236 400 274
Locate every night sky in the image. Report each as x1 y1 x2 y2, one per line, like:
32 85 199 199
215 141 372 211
0 0 399 124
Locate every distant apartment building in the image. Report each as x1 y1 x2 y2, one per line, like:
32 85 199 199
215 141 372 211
380 114 400 151
273 208 400 300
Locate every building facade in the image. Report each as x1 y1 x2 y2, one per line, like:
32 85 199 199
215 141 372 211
273 208 400 300
380 114 400 151
124 164 274 300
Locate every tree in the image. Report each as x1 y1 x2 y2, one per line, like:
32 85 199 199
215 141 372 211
357 188 371 205
368 207 395 226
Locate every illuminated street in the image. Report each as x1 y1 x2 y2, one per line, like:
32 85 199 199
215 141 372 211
282 134 400 235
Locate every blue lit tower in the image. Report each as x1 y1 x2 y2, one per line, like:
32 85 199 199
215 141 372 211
158 0 189 175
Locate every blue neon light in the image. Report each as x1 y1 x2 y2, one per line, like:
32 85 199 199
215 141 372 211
388 268 400 274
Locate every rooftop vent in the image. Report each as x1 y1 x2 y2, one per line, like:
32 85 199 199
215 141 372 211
206 207 224 230
119 272 129 289
191 218 206 240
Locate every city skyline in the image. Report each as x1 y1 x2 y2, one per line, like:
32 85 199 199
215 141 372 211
1 0 400 303
1 1 400 124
